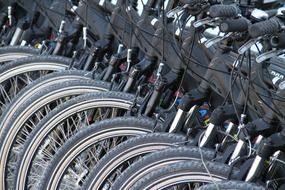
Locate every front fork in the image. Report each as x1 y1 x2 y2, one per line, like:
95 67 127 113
199 104 242 148
141 65 183 117
9 17 30 46
169 89 208 133
245 130 285 182
245 86 285 183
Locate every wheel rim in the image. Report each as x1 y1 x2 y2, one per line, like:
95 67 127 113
0 62 67 115
2 85 107 189
15 97 137 189
48 127 150 190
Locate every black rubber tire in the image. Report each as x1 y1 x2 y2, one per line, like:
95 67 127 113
0 55 70 75
0 55 70 115
40 133 188 190
129 160 239 190
0 46 39 54
0 77 110 190
197 180 266 190
0 69 97 133
109 146 217 190
0 46 39 63
14 91 144 190
39 117 164 189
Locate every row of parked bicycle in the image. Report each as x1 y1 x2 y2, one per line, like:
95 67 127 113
0 0 285 189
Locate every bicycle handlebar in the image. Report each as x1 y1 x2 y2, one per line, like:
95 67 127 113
248 18 280 38
219 17 249 33
209 4 240 18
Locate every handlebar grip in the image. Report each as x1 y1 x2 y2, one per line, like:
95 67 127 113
219 17 249 33
248 18 280 38
270 33 285 49
266 9 277 18
209 5 240 18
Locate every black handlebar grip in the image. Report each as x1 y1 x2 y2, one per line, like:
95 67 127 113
248 18 280 38
219 17 249 33
270 33 285 49
209 5 240 18
266 9 278 18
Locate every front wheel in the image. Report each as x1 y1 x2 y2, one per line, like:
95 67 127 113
41 133 188 190
13 91 145 190
109 146 217 190
0 77 110 189
0 55 70 114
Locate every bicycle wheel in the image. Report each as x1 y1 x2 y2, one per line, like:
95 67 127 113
40 133 186 190
82 133 195 190
0 55 70 115
129 160 239 190
38 118 164 190
14 91 144 190
0 69 97 134
0 78 110 189
0 46 39 63
197 180 265 190
109 146 217 190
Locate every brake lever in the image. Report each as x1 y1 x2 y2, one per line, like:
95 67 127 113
193 17 217 28
204 32 233 48
238 37 261 55
256 49 285 63
166 6 184 18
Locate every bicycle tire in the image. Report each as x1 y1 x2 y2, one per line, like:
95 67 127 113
129 160 239 190
0 78 110 189
39 117 164 189
0 46 39 63
0 69 97 135
14 91 144 190
82 133 194 190
109 146 217 190
0 55 70 79
40 133 186 190
0 55 70 115
197 180 265 190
